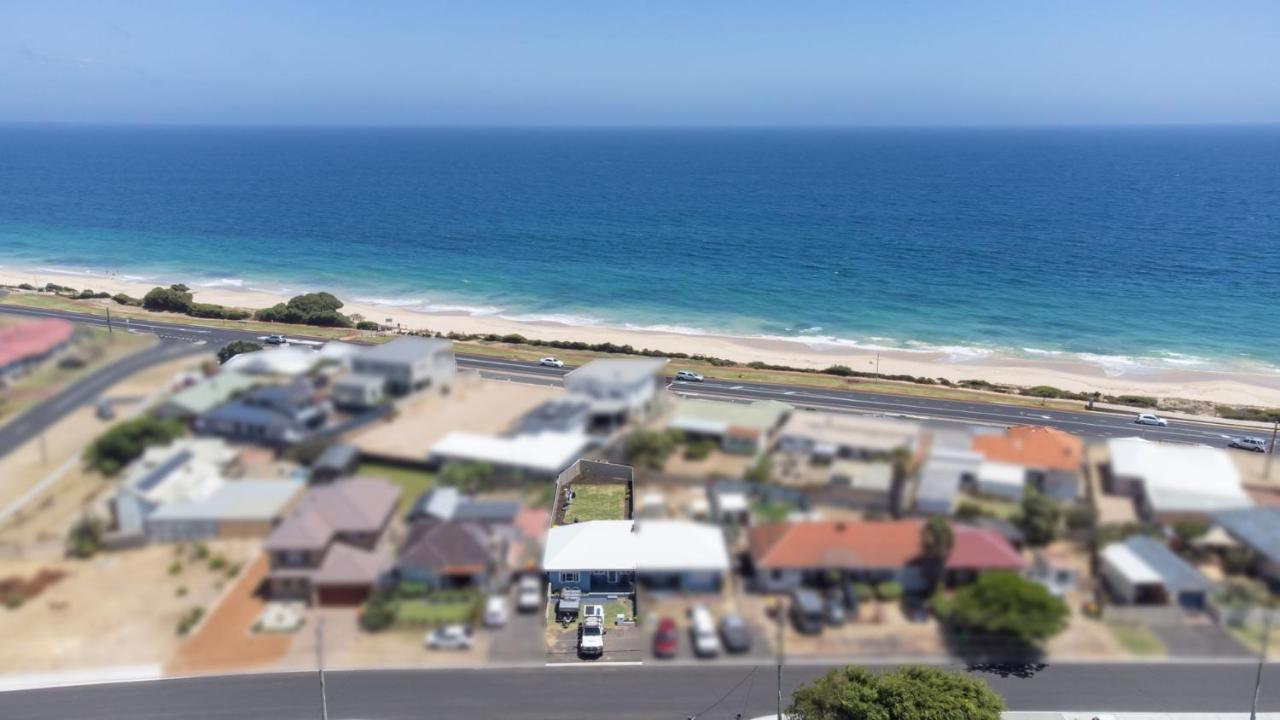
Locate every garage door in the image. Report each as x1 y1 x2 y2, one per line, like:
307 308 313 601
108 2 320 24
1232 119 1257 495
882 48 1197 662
316 584 370 606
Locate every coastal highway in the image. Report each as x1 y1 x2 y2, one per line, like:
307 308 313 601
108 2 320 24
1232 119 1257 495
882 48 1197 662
0 663 1277 719
0 304 1261 455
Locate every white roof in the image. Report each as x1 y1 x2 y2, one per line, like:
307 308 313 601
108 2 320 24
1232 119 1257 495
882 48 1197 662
543 520 636 571
977 461 1026 489
632 520 730 572
779 411 921 453
430 431 589 474
565 358 667 386
1101 542 1163 584
223 346 318 377
148 479 303 522
318 341 363 363
1108 437 1250 513
122 438 238 506
542 519 729 573
714 492 749 513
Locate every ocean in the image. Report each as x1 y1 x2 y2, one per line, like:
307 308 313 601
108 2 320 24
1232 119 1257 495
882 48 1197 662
1 125 1277 374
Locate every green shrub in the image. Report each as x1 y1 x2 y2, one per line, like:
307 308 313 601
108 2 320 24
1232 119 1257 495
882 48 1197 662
192 543 209 560
217 340 263 364
356 320 382 331
876 580 904 601
209 555 227 571
176 607 205 636
683 440 715 461
5 595 24 609
853 582 874 602
17 282 35 290
112 292 142 306
360 597 396 632
66 517 106 559
175 586 188 597
397 581 430 599
169 562 183 575
143 285 195 313
955 501 986 521
85 416 186 475
1063 504 1097 532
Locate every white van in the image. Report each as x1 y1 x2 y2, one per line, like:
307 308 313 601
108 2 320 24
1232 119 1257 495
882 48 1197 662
689 604 720 658
484 595 509 627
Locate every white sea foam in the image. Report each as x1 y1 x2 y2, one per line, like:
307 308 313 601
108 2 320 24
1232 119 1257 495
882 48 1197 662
37 266 95 277
196 277 246 288
502 312 603 327
353 296 426 308
1022 347 1065 357
421 303 502 316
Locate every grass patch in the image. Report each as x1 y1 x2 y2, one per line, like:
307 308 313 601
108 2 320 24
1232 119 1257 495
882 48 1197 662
562 484 627 524
357 462 435 515
751 501 793 523
1226 623 1280 655
959 495 1021 520
602 598 635 626
0 324 154 427
1106 621 1165 657
396 595 480 626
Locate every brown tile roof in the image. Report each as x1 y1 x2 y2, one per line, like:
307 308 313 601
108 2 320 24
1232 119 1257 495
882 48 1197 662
748 520 925 570
265 476 400 551
311 543 383 586
972 425 1083 472
946 526 1024 570
396 521 495 574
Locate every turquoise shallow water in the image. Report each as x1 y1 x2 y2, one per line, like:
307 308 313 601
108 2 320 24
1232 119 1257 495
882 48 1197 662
1 125 1278 374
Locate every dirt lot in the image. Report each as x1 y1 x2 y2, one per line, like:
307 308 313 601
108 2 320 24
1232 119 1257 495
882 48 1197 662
351 374 562 462
168 553 292 674
0 540 257 673
277 607 495 670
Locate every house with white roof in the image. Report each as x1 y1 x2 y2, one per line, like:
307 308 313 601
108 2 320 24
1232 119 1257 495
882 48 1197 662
351 337 456 396
111 438 240 538
1105 437 1252 522
563 357 668 432
223 345 320 377
542 519 730 594
914 429 981 515
428 430 590 480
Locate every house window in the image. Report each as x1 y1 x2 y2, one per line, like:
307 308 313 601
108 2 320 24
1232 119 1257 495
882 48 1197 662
560 572 580 584
606 571 620 584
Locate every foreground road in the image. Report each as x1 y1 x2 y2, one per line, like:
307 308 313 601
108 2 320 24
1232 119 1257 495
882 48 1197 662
0 304 1258 452
0 663 1277 719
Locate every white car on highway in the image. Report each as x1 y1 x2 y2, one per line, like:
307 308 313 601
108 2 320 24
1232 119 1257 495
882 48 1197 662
1135 413 1168 427
674 370 705 382
539 357 564 368
1229 437 1268 453
263 334 287 345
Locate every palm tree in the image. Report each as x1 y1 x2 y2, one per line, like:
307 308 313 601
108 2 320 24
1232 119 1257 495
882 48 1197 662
922 516 955 587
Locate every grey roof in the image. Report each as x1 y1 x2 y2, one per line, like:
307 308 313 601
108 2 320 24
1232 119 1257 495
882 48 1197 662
454 500 521 523
148 480 303 522
202 401 294 431
1123 535 1213 592
397 521 494 573
312 542 383 585
361 337 452 363
314 443 359 473
408 487 520 524
134 449 193 493
565 357 667 384
411 487 461 521
1216 507 1280 562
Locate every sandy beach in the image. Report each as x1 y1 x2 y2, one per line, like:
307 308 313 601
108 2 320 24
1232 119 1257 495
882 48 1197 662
3 265 1279 407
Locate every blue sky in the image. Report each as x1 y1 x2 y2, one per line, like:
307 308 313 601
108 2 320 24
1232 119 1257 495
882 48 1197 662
2 0 1278 126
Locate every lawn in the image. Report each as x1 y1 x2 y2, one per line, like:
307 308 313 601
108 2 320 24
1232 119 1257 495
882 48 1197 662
958 495 1022 521
602 598 634 626
751 500 793 523
561 484 627 524
357 462 435 515
395 596 480 627
1106 621 1166 657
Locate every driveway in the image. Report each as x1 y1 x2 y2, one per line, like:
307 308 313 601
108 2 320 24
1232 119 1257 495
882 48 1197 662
489 606 546 663
1150 620 1251 658
546 623 645 664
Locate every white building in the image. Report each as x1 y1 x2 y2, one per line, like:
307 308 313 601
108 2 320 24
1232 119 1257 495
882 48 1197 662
776 411 920 460
563 358 667 430
428 430 590 480
1106 437 1252 521
915 429 981 515
351 337 455 396
146 479 304 542
111 438 241 539
542 518 730 594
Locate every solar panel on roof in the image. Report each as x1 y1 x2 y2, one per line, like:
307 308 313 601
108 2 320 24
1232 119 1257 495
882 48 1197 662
135 449 194 493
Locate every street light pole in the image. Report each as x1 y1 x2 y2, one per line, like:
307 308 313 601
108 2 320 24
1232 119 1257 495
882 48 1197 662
105 306 112 335
1266 419 1277 481
776 597 785 720
316 617 329 720
1251 606 1272 720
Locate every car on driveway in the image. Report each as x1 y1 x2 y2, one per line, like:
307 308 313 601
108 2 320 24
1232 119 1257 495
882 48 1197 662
516 575 543 613
718 614 752 654
579 615 605 658
1229 437 1268 452
689 604 721 658
824 591 846 626
539 357 564 368
424 624 473 650
790 589 825 635
1135 413 1168 426
653 617 679 658
675 370 705 382
484 596 509 627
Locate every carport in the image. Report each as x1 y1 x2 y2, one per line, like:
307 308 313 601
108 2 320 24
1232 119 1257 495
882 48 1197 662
1100 536 1213 609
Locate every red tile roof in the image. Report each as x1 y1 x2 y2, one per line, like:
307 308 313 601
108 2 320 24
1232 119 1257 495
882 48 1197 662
972 425 1083 472
946 526 1024 570
0 319 74 370
748 520 925 569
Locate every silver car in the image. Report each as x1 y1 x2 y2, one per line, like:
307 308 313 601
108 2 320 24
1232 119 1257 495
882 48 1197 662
1229 437 1268 452
1135 413 1168 427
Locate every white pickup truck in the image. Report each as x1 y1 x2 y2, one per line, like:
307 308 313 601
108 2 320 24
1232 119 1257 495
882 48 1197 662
578 604 605 657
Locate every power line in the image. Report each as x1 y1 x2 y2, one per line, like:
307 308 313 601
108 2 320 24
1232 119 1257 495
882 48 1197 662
687 666 758 720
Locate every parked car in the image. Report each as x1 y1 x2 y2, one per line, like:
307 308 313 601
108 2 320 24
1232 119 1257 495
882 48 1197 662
516 575 543 613
1135 413 1168 426
1229 437 1268 452
689 604 721 658
824 591 846 626
653 617 679 658
789 589 825 635
718 614 752 654
840 577 861 614
95 399 115 420
579 615 605 657
484 596 509 628
264 334 287 345
674 370 705 382
539 356 564 368
424 624 473 650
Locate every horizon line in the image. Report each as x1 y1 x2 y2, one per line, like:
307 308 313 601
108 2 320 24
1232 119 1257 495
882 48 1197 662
2 120 1279 131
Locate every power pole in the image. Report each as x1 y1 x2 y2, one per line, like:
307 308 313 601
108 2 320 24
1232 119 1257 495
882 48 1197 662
776 597 785 720
1266 419 1278 481
1251 606 1272 720
316 617 329 720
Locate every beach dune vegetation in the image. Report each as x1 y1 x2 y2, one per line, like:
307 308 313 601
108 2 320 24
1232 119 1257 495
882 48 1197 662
254 291 354 328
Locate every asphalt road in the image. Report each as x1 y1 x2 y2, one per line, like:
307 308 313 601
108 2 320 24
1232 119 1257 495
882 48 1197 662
0 303 1263 457
0 663 1276 719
